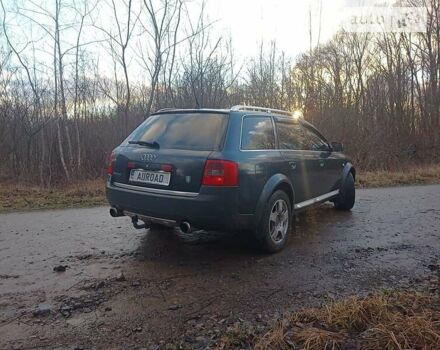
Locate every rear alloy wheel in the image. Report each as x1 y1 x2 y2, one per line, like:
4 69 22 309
335 172 355 211
258 190 292 253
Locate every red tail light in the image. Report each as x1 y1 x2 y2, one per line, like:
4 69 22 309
202 160 238 186
107 152 117 175
161 164 173 172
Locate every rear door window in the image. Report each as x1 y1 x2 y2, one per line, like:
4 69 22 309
241 116 275 150
127 113 228 151
275 120 307 150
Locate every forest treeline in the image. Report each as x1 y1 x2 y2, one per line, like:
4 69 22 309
0 0 439 186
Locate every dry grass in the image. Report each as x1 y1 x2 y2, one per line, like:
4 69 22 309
0 179 106 213
214 322 257 350
357 164 440 188
216 287 440 350
292 328 346 350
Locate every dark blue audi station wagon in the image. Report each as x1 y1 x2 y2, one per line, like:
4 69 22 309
106 106 356 252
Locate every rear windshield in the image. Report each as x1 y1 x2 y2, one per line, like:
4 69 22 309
126 113 228 151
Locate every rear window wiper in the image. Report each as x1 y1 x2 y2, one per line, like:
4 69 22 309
128 140 160 149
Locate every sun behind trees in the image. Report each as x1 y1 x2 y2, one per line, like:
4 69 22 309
0 0 439 186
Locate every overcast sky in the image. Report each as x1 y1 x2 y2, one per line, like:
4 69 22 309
206 0 341 58
1 0 399 80
205 0 395 59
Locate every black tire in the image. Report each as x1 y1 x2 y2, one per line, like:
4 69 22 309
257 190 292 253
335 172 355 211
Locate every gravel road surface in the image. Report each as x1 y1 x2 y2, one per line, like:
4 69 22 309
1 185 439 349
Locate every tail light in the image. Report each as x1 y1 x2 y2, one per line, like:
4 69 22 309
161 164 173 172
202 160 238 186
107 152 117 175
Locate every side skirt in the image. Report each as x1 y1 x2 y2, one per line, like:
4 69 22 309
294 190 340 211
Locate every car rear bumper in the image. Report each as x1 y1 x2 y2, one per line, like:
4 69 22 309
106 181 253 231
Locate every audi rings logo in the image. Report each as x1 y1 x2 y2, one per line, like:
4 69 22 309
141 153 158 162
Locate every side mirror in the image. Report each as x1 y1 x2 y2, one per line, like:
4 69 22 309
331 142 344 152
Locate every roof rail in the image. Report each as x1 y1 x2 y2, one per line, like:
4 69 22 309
156 107 177 113
230 105 293 117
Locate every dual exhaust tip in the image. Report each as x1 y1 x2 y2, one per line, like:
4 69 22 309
110 208 192 233
109 207 124 217
179 221 191 234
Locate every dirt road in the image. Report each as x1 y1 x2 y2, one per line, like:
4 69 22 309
1 185 439 349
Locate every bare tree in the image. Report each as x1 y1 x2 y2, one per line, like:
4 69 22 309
97 0 139 135
1 0 440 185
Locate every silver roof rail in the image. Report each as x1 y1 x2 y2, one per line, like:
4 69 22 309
230 105 293 117
156 108 177 113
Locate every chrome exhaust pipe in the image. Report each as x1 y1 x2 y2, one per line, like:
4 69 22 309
179 221 192 234
110 207 124 217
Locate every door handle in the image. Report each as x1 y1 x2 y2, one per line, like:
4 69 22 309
289 161 297 170
319 159 325 167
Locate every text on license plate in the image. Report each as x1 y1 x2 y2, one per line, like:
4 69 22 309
129 169 171 186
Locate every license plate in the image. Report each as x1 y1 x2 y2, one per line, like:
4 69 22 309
129 169 171 186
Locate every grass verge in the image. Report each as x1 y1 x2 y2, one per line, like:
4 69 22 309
0 179 106 213
215 287 440 349
357 164 440 188
0 165 439 213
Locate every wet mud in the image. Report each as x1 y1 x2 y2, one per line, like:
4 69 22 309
1 185 439 349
